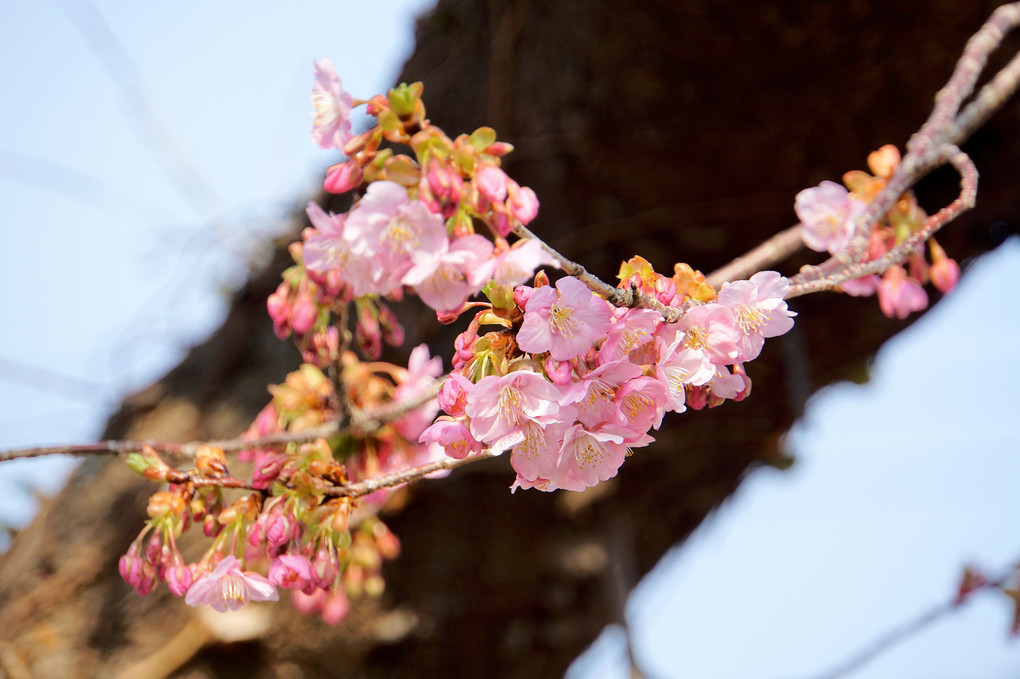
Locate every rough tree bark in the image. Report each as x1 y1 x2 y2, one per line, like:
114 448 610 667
1 1 1018 677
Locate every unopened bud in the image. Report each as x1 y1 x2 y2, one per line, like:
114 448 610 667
195 445 228 477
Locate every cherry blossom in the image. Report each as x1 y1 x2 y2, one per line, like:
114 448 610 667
184 556 279 612
717 271 796 362
311 58 354 151
343 181 448 293
464 370 563 453
795 180 867 254
878 265 928 319
550 424 628 491
269 554 317 594
516 276 613 360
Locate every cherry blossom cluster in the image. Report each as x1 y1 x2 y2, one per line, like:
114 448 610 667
421 257 796 492
267 59 556 369
795 144 961 318
119 352 437 621
119 59 804 617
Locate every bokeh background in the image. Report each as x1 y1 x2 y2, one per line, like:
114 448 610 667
1 2 1019 677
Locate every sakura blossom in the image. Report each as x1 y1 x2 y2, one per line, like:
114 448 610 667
402 234 494 313
878 265 928 319
516 276 613 360
795 180 868 254
479 238 559 288
509 416 573 483
551 424 628 491
184 556 279 612
419 419 482 459
717 271 796 362
342 181 448 293
464 370 563 453
303 202 374 296
310 58 354 151
674 303 741 368
269 554 316 594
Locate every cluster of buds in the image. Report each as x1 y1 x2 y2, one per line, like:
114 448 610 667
420 256 795 492
794 144 961 318
118 344 447 620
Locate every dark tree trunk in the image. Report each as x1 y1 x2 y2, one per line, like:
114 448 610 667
2 1 1018 677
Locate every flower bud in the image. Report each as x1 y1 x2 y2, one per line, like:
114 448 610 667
929 239 960 293
323 161 364 194
195 445 228 477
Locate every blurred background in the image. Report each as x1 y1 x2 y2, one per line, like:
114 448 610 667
1 2 1019 677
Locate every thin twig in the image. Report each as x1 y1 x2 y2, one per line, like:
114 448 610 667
705 224 804 288
807 568 1010 679
0 381 441 464
787 146 977 297
512 224 690 322
325 449 496 499
788 3 1020 294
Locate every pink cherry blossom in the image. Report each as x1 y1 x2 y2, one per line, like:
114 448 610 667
403 234 494 313
795 180 867 254
303 202 375 295
392 344 443 441
507 181 539 225
343 181 448 292
559 358 643 428
612 376 669 438
717 271 796 362
475 238 558 288
419 419 482 459
675 303 741 367
510 416 573 483
550 424 627 491
464 370 563 453
311 58 354 151
517 276 613 361
269 554 316 594
476 166 509 203
598 308 662 363
878 265 928 319
840 274 881 297
184 556 279 612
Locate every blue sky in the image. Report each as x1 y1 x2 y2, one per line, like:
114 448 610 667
1 3 1018 677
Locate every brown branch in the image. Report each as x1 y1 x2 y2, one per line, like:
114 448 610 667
512 224 690 322
789 2 1020 294
807 567 1009 679
0 381 441 464
324 450 496 499
705 224 804 288
787 146 977 298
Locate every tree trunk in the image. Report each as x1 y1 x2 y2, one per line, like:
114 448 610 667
2 1 1018 677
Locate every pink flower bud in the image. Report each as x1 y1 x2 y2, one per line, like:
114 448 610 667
438 373 472 416
355 305 383 360
513 284 534 311
377 302 405 347
267 283 291 324
291 588 325 616
321 589 350 625
476 166 508 203
289 293 318 335
166 563 194 597
313 545 339 589
929 239 960 293
878 266 928 319
543 356 574 386
508 183 539 225
323 161 363 194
